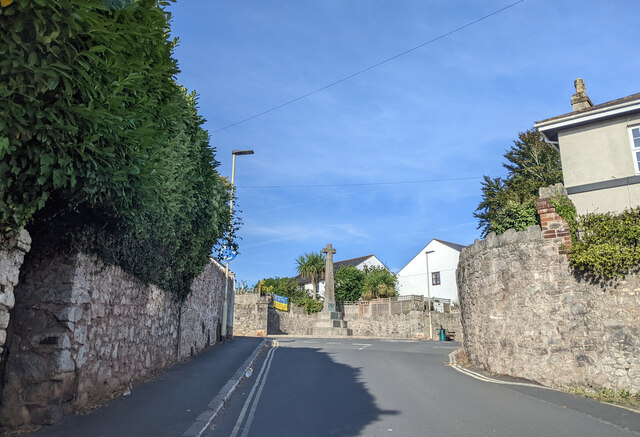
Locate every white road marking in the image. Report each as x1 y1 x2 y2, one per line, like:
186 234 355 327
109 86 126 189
326 342 341 344
383 339 418 343
230 343 278 437
352 343 372 350
240 346 278 437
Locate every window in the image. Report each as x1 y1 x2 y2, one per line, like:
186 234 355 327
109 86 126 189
432 271 441 285
631 127 640 173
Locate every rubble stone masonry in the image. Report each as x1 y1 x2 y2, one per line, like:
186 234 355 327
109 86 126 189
234 294 462 340
0 229 31 363
233 293 269 337
458 225 640 393
0 252 230 429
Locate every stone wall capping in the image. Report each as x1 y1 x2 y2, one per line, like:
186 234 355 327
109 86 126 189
539 183 568 199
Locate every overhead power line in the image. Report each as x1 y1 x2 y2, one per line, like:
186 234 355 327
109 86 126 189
238 176 482 189
212 0 526 133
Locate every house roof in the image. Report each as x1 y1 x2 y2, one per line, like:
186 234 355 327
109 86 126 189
334 254 375 268
296 254 378 284
397 238 465 275
536 92 640 125
433 239 465 252
535 91 640 142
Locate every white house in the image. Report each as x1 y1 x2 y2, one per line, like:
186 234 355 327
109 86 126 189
396 239 464 303
298 254 387 297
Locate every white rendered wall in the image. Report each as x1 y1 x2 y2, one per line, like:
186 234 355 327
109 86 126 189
396 240 461 302
357 256 386 270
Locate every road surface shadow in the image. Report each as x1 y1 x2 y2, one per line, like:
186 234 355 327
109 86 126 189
242 346 398 437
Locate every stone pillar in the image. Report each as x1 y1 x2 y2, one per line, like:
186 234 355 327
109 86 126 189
322 244 336 312
0 229 31 364
537 184 573 256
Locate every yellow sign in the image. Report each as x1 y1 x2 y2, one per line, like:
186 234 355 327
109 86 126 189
1 0 14 7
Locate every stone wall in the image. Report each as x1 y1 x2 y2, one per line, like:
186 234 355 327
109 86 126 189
0 229 31 365
343 311 462 340
179 260 228 356
261 302 462 340
0 252 230 429
268 304 314 336
458 225 640 392
233 293 462 340
233 293 269 337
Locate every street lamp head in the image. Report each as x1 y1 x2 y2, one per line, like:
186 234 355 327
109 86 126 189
425 250 435 255
232 149 254 156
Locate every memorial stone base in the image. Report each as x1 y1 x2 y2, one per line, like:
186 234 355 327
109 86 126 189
311 304 352 337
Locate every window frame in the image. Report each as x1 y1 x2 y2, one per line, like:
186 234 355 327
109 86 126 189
431 271 441 286
629 125 640 175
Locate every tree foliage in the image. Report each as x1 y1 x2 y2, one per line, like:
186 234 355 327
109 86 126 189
475 130 563 237
259 277 322 313
1 0 232 300
295 252 325 300
361 266 397 300
335 265 366 302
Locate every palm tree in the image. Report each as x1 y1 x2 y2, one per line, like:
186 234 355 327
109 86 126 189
295 252 325 300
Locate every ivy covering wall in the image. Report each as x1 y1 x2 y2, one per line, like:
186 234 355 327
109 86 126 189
1 0 231 300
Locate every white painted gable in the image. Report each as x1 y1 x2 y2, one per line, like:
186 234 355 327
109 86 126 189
396 239 463 302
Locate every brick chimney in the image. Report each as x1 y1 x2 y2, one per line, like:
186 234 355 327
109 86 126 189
571 78 593 112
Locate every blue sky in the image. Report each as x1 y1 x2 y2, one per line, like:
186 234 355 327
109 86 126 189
167 0 640 286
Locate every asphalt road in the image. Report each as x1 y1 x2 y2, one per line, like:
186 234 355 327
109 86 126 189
208 338 640 437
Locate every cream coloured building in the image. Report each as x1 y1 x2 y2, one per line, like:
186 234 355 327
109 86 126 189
535 79 640 215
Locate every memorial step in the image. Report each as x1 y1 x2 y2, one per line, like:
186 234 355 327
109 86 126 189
312 319 348 329
311 326 352 337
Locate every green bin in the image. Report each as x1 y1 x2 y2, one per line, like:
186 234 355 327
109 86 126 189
439 328 446 341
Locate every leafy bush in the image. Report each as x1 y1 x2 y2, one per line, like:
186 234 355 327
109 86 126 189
569 207 640 280
489 201 539 235
2 0 231 300
550 195 577 230
259 277 323 313
294 297 323 313
335 265 366 302
361 266 397 300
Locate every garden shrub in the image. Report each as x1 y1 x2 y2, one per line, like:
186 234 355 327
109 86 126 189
569 207 640 280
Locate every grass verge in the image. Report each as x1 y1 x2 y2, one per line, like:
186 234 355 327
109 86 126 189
569 387 640 410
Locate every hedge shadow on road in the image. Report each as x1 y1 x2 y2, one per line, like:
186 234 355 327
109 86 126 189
245 346 397 437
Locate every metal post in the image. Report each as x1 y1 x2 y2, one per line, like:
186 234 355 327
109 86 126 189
425 250 435 341
221 154 237 339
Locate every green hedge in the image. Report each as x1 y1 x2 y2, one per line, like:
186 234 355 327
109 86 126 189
1 0 231 300
569 207 640 280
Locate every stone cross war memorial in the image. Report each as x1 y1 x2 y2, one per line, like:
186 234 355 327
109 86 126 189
311 244 351 337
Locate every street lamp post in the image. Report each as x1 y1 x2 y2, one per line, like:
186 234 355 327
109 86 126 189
425 250 435 341
222 149 254 339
